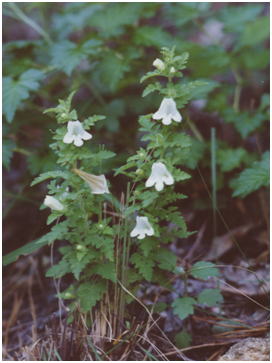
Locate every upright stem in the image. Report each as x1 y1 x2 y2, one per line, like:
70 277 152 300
211 128 217 238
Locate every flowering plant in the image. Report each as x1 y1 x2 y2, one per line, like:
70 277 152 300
8 47 222 342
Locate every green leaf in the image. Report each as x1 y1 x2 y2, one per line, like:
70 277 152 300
198 288 223 307
131 252 154 281
3 138 15 169
46 259 70 278
98 51 130 91
166 3 210 27
240 16 269 47
3 69 44 122
50 39 101 75
139 238 158 257
230 151 269 198
217 148 247 172
175 330 192 349
172 297 196 320
153 302 167 313
223 108 268 139
77 281 106 312
90 262 116 282
219 4 263 33
31 170 70 186
66 252 95 280
189 261 219 280
173 169 191 182
88 3 144 37
142 82 162 97
3 221 68 265
140 70 161 84
138 191 159 208
134 26 174 49
154 249 177 271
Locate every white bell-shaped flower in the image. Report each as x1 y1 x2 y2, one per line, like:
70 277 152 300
44 195 64 211
73 168 110 194
153 58 165 71
63 120 92 147
130 216 154 240
145 162 174 192
153 98 182 125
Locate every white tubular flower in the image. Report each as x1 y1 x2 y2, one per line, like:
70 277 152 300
44 195 64 211
63 120 92 147
130 216 154 240
170 66 176 73
73 168 110 194
153 98 182 125
145 162 174 192
153 58 165 71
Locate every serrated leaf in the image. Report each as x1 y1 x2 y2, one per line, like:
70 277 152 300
31 170 70 186
154 249 177 271
88 3 143 37
77 281 106 312
140 70 161 83
139 238 158 257
230 151 269 198
217 148 247 172
173 169 191 182
189 261 219 280
138 191 159 208
142 82 162 97
46 259 70 278
172 297 196 320
198 288 223 307
3 69 44 122
91 262 116 282
98 51 130 91
131 252 154 281
50 39 101 75
67 253 93 280
3 138 15 169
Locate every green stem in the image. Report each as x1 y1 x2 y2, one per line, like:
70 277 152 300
211 128 217 238
232 68 242 113
8 3 52 44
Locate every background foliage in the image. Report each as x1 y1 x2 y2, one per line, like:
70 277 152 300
2 2 269 360
3 2 269 198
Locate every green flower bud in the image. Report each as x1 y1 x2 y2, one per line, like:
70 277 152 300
76 244 85 251
136 169 143 175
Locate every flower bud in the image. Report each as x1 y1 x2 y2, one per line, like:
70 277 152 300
153 58 165 71
138 152 145 158
64 292 73 299
76 244 85 251
136 169 143 175
170 66 176 73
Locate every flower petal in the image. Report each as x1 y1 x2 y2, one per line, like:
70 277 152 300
81 131 92 140
63 132 74 144
153 110 164 120
73 136 84 147
145 175 156 188
162 115 172 125
130 228 139 237
155 180 164 191
172 110 182 122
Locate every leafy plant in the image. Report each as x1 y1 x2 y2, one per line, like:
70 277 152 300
4 48 224 342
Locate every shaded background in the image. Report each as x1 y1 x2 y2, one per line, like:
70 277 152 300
3 2 269 360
